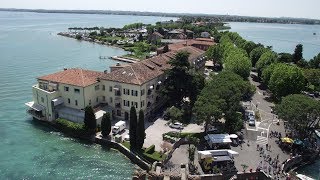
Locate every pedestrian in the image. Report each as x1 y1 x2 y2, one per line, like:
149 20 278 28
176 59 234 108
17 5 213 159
268 166 271 174
257 144 259 151
266 144 268 151
277 154 279 160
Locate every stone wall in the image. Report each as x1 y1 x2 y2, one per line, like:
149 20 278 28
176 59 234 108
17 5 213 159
189 171 271 180
95 138 151 171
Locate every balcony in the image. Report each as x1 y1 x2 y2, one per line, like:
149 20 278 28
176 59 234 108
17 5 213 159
33 84 59 97
26 109 46 121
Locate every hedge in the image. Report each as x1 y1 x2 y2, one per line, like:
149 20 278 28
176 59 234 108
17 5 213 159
55 118 88 137
145 145 155 154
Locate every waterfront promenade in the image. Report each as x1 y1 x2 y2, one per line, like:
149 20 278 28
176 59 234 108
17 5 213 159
231 71 290 179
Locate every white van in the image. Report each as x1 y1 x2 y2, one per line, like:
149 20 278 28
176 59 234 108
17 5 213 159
112 121 126 134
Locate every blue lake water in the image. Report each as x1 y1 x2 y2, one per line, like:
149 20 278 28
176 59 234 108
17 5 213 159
0 11 174 179
228 22 320 60
0 11 319 179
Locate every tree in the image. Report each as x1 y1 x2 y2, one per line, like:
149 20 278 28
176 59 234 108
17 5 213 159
261 63 278 86
250 47 267 67
163 44 169 53
206 45 223 65
256 51 278 76
101 112 111 137
278 53 293 63
187 146 196 164
303 68 320 91
224 49 252 79
84 106 97 131
136 110 145 149
75 34 82 40
242 41 257 55
129 107 138 150
308 53 320 69
269 64 305 99
293 44 303 64
138 33 143 42
275 94 320 139
162 51 191 106
193 94 224 133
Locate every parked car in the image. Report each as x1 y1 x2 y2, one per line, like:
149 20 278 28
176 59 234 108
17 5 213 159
169 122 184 129
248 117 255 126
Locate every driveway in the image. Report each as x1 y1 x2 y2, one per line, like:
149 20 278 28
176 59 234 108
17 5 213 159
144 118 203 151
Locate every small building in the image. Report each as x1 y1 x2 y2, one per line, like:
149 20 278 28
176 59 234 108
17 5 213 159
201 32 211 38
148 32 164 44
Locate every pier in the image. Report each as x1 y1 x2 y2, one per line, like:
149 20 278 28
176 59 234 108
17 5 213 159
107 56 138 63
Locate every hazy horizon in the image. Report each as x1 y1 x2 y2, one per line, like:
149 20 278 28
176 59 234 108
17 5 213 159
1 0 320 19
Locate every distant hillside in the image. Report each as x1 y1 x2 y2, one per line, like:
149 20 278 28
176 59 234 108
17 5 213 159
1 8 319 25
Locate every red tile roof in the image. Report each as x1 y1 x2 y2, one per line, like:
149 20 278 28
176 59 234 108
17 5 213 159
100 46 204 85
38 68 104 87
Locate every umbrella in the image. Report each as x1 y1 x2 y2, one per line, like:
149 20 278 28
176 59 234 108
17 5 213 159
281 137 294 144
293 139 303 145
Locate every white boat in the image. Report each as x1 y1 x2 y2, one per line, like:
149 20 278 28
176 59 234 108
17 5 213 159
296 174 315 180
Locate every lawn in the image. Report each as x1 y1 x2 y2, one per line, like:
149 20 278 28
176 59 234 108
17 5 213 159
121 141 166 163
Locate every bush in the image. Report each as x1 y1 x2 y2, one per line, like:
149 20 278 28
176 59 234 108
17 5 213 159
55 118 87 136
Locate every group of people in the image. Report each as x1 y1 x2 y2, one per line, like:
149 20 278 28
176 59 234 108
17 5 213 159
256 144 284 179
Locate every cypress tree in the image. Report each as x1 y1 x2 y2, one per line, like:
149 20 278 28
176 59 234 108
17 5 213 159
84 106 96 131
136 110 145 149
101 112 111 137
129 107 137 150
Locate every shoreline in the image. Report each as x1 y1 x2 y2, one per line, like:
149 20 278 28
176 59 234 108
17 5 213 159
44 120 152 171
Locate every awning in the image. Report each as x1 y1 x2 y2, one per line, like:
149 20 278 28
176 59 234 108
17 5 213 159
25 101 45 111
149 85 154 90
113 87 119 91
227 150 239 157
158 81 162 85
229 134 238 139
52 97 64 106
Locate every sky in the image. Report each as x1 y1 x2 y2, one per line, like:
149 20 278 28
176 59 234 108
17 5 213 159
1 0 320 19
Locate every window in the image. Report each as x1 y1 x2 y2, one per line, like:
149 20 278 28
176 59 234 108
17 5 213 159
41 97 44 103
156 85 160 90
64 86 69 92
102 96 106 101
110 97 113 103
109 86 112 92
75 100 78 106
123 89 126 95
141 100 145 107
147 89 152 95
132 90 138 96
74 88 80 94
95 85 100 91
96 97 98 102
127 89 130 95
102 85 105 91
134 102 138 108
141 89 145 96
68 98 70 104
116 110 121 116
89 100 91 105
123 100 130 107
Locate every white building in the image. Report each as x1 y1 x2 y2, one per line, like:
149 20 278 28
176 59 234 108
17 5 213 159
26 46 206 123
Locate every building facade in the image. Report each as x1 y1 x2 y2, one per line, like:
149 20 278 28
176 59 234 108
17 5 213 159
26 46 206 123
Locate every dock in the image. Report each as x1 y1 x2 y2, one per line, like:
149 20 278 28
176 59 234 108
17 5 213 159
106 56 138 63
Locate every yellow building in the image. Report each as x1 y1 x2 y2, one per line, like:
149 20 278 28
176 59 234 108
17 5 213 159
25 68 105 123
26 46 206 123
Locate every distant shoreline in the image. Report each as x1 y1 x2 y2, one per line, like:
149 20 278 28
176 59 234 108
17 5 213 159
1 8 320 25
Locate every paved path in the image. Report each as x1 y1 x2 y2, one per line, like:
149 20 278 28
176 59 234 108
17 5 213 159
231 72 290 179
